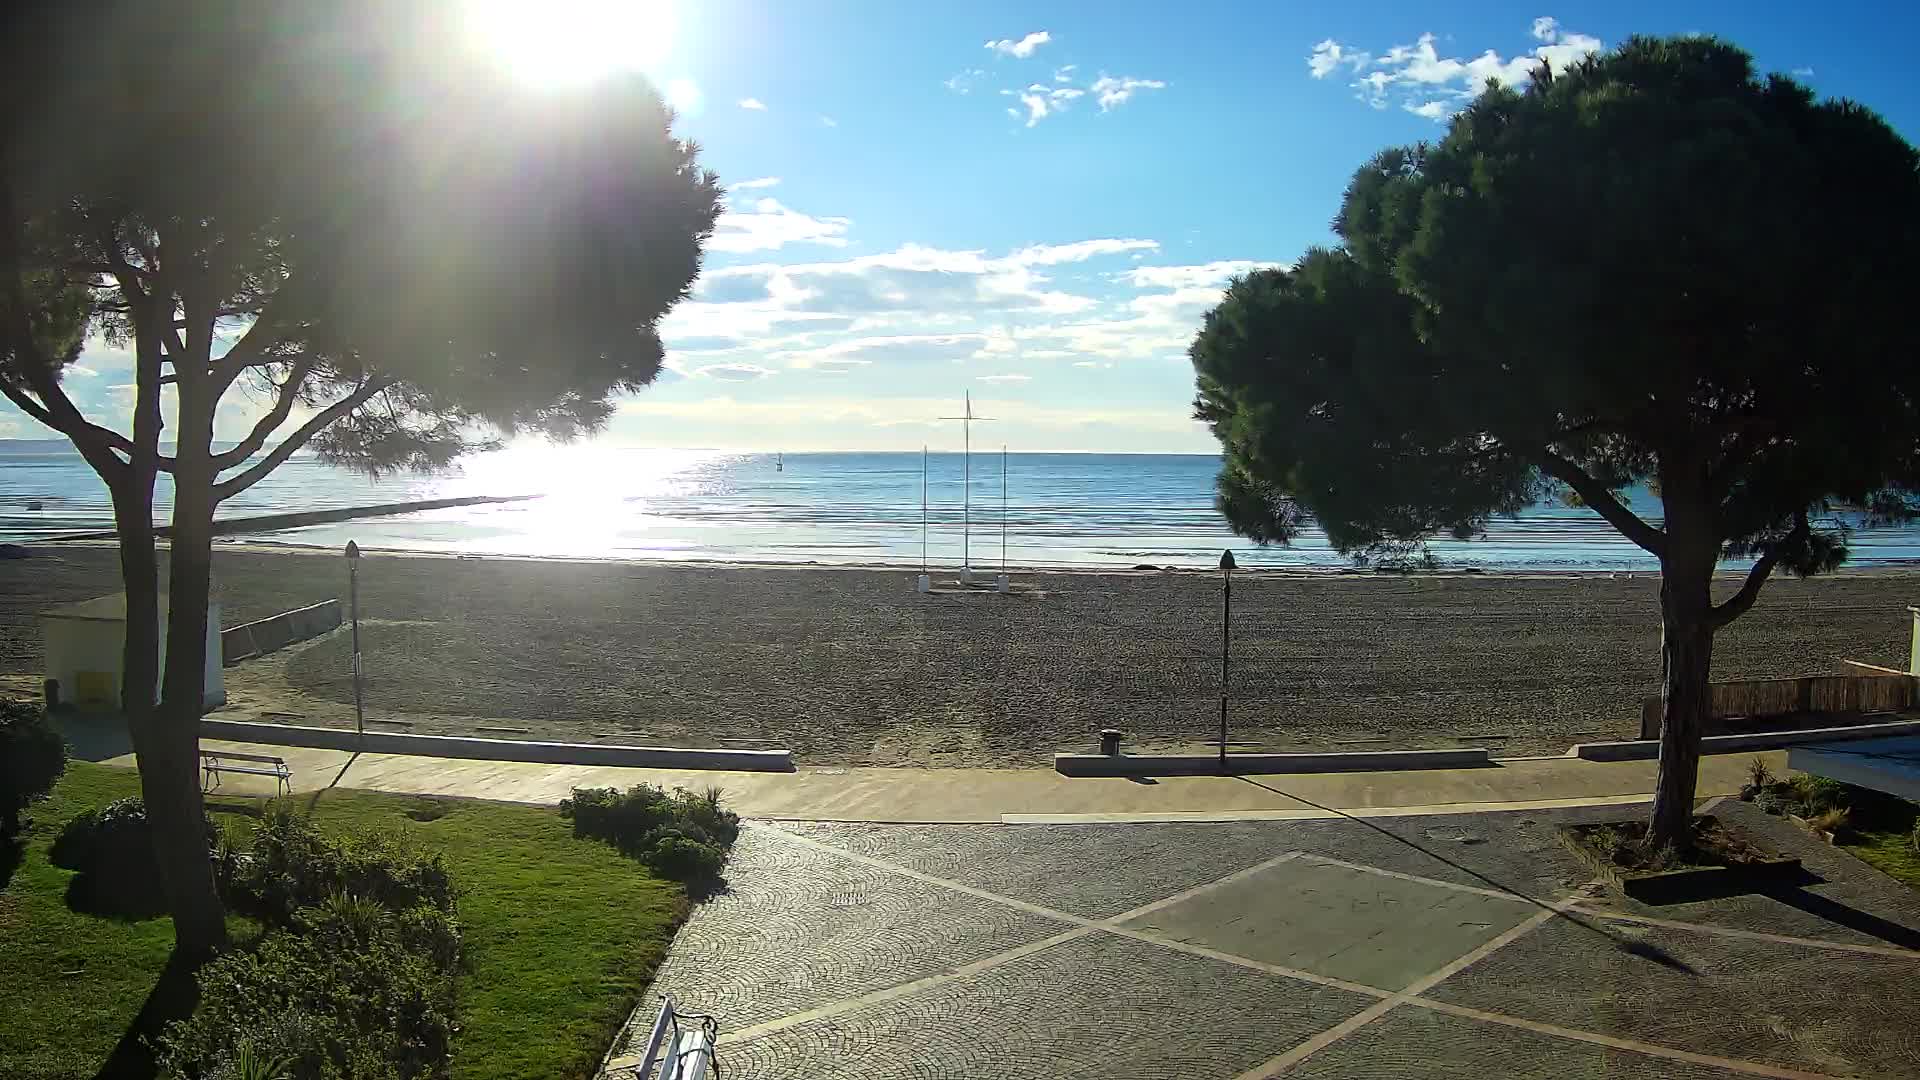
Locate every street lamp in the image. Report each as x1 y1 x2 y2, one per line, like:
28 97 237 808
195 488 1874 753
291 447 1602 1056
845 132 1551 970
1218 548 1236 772
345 541 365 740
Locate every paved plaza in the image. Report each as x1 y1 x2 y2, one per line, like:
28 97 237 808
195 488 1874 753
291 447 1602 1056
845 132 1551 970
608 800 1920 1079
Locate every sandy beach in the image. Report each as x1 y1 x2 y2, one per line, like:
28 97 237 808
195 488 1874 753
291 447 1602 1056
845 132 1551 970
3 543 1916 767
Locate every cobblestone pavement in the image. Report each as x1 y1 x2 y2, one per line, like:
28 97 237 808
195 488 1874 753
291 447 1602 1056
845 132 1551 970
606 801 1920 1079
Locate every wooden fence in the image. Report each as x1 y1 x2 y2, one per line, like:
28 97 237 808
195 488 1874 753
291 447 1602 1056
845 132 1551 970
1638 674 1918 739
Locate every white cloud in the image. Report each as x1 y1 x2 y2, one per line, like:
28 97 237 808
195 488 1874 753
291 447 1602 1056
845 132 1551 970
731 176 781 190
1308 39 1369 79
1016 238 1159 265
985 31 1051 59
1054 65 1077 83
819 115 838 127
1016 83 1087 126
709 197 852 254
1792 66 1815 78
945 68 987 94
977 374 1031 383
1122 259 1280 289
1314 20 1603 118
695 363 776 381
1090 74 1166 111
780 333 987 370
737 97 767 110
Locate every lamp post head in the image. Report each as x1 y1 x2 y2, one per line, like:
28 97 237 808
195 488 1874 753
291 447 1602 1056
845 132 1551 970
1218 549 1236 573
345 541 360 560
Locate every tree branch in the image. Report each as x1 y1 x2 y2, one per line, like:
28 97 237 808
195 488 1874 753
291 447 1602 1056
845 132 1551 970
209 359 317 470
213 376 392 502
1536 449 1668 557
1710 511 1809 629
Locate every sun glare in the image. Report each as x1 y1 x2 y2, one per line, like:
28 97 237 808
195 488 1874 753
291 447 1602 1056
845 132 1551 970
464 0 676 87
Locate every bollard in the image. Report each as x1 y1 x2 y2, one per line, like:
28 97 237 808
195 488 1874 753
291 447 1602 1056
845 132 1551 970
1099 728 1124 756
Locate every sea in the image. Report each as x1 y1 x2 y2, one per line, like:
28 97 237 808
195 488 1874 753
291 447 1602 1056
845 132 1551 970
5 441 1920 571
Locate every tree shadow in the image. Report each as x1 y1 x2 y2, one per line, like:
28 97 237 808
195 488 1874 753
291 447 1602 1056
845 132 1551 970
301 750 361 813
91 949 203 1080
1762 882 1920 951
0 836 21 891
64 872 171 922
1235 776 1699 974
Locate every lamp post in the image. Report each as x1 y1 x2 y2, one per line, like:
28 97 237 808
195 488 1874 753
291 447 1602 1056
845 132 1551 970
1218 548 1236 772
345 541 364 740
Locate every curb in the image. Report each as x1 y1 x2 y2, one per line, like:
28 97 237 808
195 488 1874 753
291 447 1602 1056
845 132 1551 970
198 718 795 772
1054 747 1492 777
1572 718 1920 761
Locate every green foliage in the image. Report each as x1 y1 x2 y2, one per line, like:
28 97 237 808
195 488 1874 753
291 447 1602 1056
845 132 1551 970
1192 35 1920 571
0 698 67 837
164 810 464 1080
1790 774 1848 814
158 920 458 1080
3 763 689 1080
1747 757 1774 790
223 807 454 927
4 2 722 480
559 784 739 889
49 797 219 918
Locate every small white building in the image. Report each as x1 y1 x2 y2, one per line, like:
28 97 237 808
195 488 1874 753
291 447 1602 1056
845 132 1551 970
39 593 224 711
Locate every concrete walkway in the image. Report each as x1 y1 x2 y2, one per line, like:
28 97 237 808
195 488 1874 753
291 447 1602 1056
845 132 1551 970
53 709 1786 822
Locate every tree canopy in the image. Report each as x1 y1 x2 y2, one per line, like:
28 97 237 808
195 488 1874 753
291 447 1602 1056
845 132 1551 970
1191 35 1920 846
4 1 720 484
0 0 723 955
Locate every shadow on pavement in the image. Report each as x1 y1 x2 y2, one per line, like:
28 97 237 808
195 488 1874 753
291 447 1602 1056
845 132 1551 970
0 836 20 891
1235 776 1699 974
1763 883 1920 950
91 949 203 1080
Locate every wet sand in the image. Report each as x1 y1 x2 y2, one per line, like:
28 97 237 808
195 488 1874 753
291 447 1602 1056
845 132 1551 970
3 544 1915 766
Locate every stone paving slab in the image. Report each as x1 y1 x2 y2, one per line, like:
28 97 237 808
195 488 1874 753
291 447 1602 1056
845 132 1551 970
622 825 1064 1039
1119 858 1537 991
770 819 1304 919
1424 915 1920 1077
710 932 1377 1080
772 808 1611 922
1287 1005 1764 1079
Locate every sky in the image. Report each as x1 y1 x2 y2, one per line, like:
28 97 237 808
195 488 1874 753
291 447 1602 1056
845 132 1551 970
9 1 1920 454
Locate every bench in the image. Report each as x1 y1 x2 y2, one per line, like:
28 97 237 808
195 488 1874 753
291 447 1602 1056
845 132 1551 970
201 750 292 796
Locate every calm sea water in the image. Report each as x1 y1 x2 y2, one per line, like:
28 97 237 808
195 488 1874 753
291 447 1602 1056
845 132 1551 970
5 442 1919 570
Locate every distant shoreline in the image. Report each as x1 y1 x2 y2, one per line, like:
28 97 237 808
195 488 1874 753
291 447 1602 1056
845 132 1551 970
25 536 1920 581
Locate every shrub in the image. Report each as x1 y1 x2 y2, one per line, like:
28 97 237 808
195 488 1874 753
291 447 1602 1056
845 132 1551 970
1754 789 1787 816
644 832 727 883
1746 757 1774 791
1808 807 1852 838
224 808 454 927
0 698 67 837
1790 774 1847 814
50 797 218 916
159 924 457 1080
559 784 740 888
166 814 465 1080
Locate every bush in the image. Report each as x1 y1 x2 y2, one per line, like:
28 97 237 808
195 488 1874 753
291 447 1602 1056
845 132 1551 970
559 784 739 888
1791 774 1847 814
164 812 465 1080
0 698 67 837
50 797 218 916
224 808 454 927
159 923 457 1080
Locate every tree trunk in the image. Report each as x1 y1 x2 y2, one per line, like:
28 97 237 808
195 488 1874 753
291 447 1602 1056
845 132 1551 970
150 316 229 958
1648 531 1716 852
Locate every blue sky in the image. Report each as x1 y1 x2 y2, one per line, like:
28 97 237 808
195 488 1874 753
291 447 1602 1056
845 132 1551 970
10 1 1919 453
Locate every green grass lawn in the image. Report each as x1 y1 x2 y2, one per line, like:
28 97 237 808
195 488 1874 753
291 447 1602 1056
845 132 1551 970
0 762 687 1080
1832 790 1920 891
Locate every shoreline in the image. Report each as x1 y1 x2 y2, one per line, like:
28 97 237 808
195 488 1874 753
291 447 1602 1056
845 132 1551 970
29 535 1920 581
7 543 1917 769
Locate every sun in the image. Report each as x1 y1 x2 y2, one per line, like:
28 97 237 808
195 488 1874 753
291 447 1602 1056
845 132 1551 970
463 0 676 88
